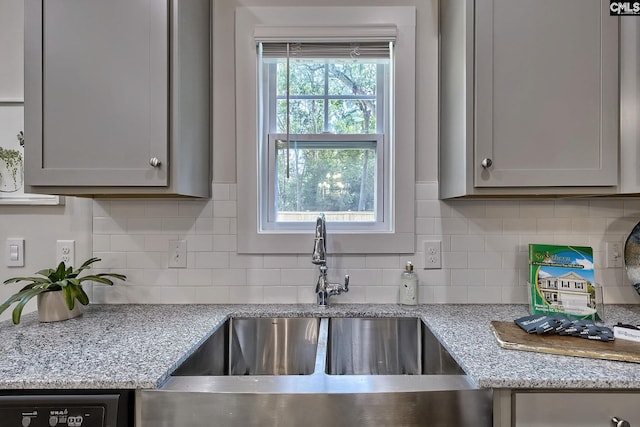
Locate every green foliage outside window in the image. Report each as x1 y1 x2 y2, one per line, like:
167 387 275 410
272 59 382 217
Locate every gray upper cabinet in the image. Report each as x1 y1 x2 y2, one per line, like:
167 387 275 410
440 0 619 199
24 0 210 197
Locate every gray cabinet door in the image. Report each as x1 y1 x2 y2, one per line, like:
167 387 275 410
25 0 168 187
474 0 618 188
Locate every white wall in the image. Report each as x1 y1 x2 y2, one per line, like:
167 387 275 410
1 0 638 312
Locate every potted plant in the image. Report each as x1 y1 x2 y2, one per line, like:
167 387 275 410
0 257 126 324
0 145 23 193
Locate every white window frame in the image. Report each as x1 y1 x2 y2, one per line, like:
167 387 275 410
236 6 416 254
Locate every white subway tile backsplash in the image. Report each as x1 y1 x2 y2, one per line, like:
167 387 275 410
89 182 640 306
93 235 110 252
195 252 230 269
213 201 237 218
93 217 125 234
145 201 180 217
571 218 607 234
127 218 163 234
468 252 502 269
212 235 237 252
178 269 213 287
468 218 501 234
195 286 231 303
451 269 486 286
229 286 264 303
554 200 589 218
468 286 502 303
485 235 519 252
110 234 145 252
485 201 519 218
415 217 435 234
432 286 468 304
212 183 231 201
415 182 438 199
263 286 300 304
162 218 197 234
442 252 467 269
247 269 280 286
589 199 624 218
449 201 486 218
186 235 214 252
126 252 166 269
537 218 573 234
503 218 536 234
365 255 401 269
211 218 231 234
211 269 246 286
144 269 179 287
451 235 485 252
178 200 213 218
439 217 469 235
110 200 145 217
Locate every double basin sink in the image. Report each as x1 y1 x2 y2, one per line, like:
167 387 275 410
140 317 492 426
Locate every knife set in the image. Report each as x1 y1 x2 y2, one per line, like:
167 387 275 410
514 314 614 342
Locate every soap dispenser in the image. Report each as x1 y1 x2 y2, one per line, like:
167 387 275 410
399 261 418 306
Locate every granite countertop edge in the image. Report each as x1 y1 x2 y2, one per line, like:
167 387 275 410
1 303 639 391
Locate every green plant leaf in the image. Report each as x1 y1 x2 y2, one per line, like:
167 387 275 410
35 268 55 277
3 276 50 285
11 287 45 324
68 285 89 306
62 286 75 310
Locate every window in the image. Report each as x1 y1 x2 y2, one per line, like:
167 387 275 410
258 41 391 231
236 7 416 254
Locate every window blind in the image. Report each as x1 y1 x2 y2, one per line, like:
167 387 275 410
254 25 396 58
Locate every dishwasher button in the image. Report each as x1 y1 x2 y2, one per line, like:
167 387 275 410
49 415 58 426
21 416 31 427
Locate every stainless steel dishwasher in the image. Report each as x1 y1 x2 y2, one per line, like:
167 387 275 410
0 390 134 427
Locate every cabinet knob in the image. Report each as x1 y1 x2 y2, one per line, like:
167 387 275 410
612 417 631 427
149 157 161 167
481 158 493 169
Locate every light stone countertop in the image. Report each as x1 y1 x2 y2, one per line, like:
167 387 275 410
0 303 639 390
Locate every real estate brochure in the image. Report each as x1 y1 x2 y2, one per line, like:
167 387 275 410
528 244 601 321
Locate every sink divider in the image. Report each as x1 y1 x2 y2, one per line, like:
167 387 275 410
313 318 330 375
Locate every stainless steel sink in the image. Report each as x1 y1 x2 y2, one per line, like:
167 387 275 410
140 316 492 427
172 317 319 376
327 317 465 375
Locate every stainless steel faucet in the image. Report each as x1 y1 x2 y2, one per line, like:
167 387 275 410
312 213 349 306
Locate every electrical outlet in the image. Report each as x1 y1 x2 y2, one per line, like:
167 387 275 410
168 239 187 268
56 240 75 267
606 241 623 268
423 240 442 269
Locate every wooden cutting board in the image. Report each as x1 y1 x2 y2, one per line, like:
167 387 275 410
490 321 640 363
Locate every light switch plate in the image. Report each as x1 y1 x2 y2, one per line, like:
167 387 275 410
6 238 24 267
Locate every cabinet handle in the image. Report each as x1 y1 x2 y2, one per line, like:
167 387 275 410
481 158 493 169
149 157 162 167
612 417 631 427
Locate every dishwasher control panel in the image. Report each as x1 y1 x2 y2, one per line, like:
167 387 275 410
0 395 119 427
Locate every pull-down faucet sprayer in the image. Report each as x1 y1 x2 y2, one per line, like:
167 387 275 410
312 213 349 306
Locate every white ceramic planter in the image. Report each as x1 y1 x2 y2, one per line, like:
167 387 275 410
37 290 83 322
0 150 23 193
